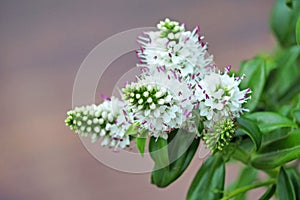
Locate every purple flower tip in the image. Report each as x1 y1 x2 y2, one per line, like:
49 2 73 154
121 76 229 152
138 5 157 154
225 65 231 72
184 37 190 43
195 25 200 34
101 94 111 101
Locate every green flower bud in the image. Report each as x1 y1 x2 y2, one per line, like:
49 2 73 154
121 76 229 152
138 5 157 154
203 119 236 153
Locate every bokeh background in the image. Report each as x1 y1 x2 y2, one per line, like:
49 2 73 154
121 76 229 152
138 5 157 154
1 0 274 199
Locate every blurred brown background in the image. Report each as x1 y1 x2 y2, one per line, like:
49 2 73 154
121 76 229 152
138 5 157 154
0 0 274 199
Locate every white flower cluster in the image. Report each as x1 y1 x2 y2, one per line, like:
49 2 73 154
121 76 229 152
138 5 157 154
65 97 130 149
137 18 214 78
65 18 251 153
122 70 195 139
193 66 251 152
195 66 251 129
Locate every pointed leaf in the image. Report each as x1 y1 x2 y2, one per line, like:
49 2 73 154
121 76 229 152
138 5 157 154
259 184 276 200
239 57 266 111
266 46 300 102
297 16 300 45
237 117 262 151
136 137 147 156
149 130 200 187
125 122 140 135
251 130 300 169
286 168 300 199
187 155 225 200
277 167 296 200
271 0 300 47
135 130 148 156
149 136 169 170
246 112 297 134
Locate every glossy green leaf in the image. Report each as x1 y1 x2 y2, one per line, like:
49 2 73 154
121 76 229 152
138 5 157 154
259 184 276 200
191 110 205 136
251 130 300 169
237 117 262 151
187 155 225 200
239 57 266 111
287 168 300 199
227 166 258 200
292 109 300 123
149 136 169 170
135 130 148 156
271 0 300 47
260 53 277 76
297 16 300 45
278 104 293 116
266 46 300 102
277 167 296 200
246 112 297 134
136 137 147 156
290 94 300 123
149 130 200 187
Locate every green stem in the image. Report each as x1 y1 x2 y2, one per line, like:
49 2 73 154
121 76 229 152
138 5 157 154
221 179 276 200
231 146 251 165
263 168 279 178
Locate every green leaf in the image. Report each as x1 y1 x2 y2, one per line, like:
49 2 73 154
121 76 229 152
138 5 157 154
192 110 205 136
290 94 300 123
259 184 276 200
149 130 200 187
292 109 300 123
278 104 293 116
251 130 300 169
297 16 300 45
149 136 169 170
277 167 296 200
187 155 225 200
136 138 146 157
237 117 262 151
266 46 300 102
271 0 300 47
125 122 140 135
135 130 148 156
246 112 298 134
227 166 258 200
287 168 300 199
259 53 277 76
239 57 266 111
